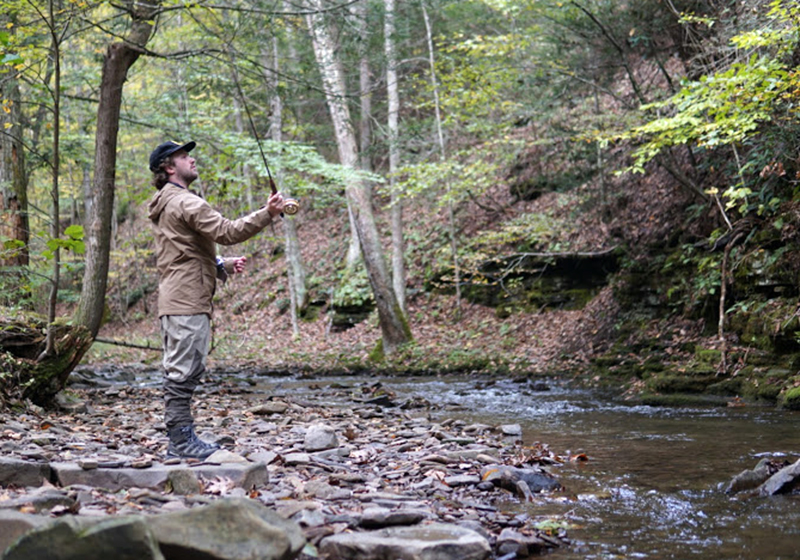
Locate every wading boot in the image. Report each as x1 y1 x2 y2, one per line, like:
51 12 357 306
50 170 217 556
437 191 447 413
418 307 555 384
166 424 220 459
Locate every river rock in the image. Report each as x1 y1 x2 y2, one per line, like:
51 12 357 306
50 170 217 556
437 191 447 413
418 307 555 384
724 458 774 494
359 506 427 528
303 424 338 452
167 469 201 495
0 489 75 514
480 465 561 495
50 461 267 492
1 498 305 560
0 457 51 488
499 424 523 436
319 522 491 560
757 459 800 496
149 498 305 560
0 510 51 553
2 515 164 560
247 402 290 415
496 527 547 557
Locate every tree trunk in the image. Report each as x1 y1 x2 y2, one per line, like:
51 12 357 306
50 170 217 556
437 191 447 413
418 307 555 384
42 0 62 359
422 3 461 318
385 0 406 313
266 26 307 335
74 2 159 338
306 0 411 354
0 70 29 271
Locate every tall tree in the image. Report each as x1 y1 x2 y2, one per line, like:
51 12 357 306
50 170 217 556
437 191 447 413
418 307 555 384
0 62 29 272
422 1 461 317
385 0 406 313
266 20 307 336
74 0 160 338
41 0 63 358
305 0 411 355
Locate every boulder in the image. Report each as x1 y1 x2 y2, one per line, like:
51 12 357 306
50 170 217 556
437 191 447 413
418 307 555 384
0 510 50 554
1 498 305 560
150 498 305 560
0 457 51 488
757 459 800 496
320 523 491 560
2 515 164 560
724 458 775 494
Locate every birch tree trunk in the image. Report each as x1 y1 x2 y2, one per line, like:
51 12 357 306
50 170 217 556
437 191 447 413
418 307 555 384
74 1 159 338
422 3 461 318
265 28 306 337
306 0 411 354
385 0 406 313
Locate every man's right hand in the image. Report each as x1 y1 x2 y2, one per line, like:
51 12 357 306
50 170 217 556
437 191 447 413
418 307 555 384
266 192 286 218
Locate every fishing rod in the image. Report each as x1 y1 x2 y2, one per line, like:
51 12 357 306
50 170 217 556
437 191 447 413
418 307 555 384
231 60 299 216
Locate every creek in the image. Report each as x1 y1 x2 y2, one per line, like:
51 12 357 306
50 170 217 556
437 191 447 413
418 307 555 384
258 374 800 560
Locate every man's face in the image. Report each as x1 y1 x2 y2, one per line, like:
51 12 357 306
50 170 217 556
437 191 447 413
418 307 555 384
167 150 198 186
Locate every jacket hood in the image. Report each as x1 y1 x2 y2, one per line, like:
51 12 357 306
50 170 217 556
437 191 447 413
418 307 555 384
148 184 183 222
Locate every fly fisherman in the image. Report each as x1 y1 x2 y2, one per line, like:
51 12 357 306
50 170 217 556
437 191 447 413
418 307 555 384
148 140 285 459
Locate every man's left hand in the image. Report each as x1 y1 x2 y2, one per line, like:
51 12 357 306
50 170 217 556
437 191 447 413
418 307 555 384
231 256 247 274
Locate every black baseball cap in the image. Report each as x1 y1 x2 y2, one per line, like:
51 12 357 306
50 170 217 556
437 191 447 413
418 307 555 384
149 140 196 172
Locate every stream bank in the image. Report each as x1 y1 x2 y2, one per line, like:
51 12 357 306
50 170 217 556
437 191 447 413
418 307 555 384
0 367 573 559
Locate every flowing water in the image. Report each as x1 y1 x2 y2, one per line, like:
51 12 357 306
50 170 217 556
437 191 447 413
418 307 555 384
262 375 800 560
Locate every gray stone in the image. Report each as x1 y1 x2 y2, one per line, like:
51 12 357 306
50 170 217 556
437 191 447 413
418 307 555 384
444 474 481 487
0 510 50 553
758 459 800 496
496 527 546 557
724 458 773 494
283 453 310 465
0 457 51 488
2 515 164 560
51 462 267 492
499 424 522 436
0 490 75 514
247 402 290 415
291 508 326 528
149 498 305 560
205 449 249 464
303 424 338 452
359 506 427 529
320 522 491 560
167 469 201 496
480 465 560 495
248 450 279 465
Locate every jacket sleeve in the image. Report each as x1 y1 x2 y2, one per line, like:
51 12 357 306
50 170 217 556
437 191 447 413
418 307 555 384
182 195 274 245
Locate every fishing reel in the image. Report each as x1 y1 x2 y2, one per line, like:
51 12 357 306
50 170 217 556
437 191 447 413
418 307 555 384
283 197 300 216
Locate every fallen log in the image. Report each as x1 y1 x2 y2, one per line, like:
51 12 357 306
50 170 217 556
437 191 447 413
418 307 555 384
0 309 92 407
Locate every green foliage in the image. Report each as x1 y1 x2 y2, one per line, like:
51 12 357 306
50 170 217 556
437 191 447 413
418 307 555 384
608 1 800 215
390 137 521 207
618 55 793 170
42 225 85 260
333 263 373 309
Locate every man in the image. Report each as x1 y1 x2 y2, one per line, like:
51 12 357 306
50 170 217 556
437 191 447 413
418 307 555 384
147 140 285 459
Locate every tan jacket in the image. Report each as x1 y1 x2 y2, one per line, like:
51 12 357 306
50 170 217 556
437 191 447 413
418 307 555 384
148 183 274 317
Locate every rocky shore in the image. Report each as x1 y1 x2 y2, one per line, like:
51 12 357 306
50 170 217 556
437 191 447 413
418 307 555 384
0 368 571 559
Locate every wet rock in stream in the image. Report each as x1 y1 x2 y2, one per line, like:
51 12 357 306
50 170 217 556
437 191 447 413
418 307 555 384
0 373 570 559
